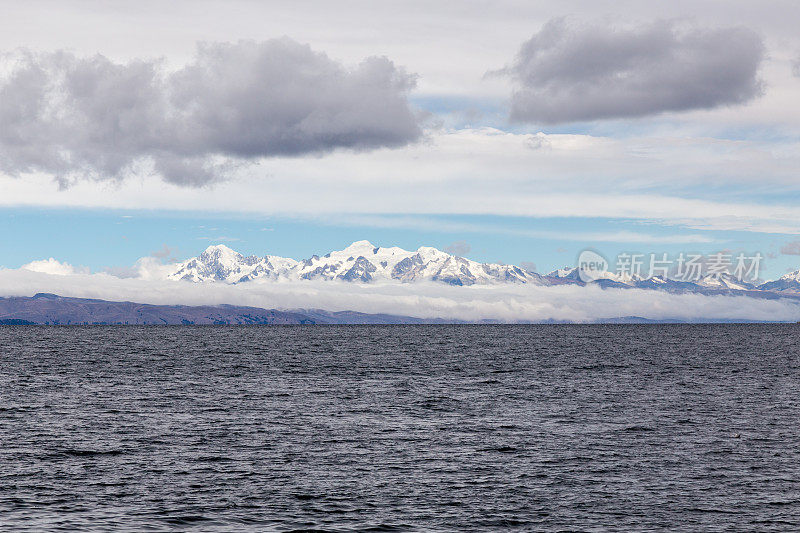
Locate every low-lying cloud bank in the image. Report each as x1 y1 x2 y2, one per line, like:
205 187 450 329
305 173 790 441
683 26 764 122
0 39 421 187
2 268 799 323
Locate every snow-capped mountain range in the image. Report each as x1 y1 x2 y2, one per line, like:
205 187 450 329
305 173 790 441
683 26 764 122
166 241 800 295
169 241 544 286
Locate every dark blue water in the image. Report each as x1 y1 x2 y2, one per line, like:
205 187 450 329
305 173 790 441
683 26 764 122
1 325 799 531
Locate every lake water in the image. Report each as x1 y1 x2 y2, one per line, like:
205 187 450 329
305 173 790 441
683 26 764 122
1 325 799 531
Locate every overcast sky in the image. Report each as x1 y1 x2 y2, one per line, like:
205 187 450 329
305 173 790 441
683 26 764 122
1 0 800 279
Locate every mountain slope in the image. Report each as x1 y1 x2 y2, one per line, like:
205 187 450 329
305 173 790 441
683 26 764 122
758 269 800 293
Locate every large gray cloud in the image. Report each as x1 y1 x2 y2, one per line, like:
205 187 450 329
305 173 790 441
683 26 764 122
0 39 421 187
503 19 765 124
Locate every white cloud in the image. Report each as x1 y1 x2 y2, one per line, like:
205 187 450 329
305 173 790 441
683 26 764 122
104 257 181 281
1 2 800 242
2 128 800 235
328 215 716 244
1 267 799 323
21 258 88 276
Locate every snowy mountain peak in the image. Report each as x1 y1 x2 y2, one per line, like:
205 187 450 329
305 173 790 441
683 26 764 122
696 273 755 291
170 244 263 283
780 269 800 282
547 267 578 279
200 244 243 263
204 244 238 254
416 245 446 256
341 240 378 254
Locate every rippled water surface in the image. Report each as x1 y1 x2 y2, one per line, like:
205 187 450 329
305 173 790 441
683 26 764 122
1 325 800 531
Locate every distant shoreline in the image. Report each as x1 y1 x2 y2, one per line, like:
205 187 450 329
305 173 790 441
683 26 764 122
0 294 794 326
